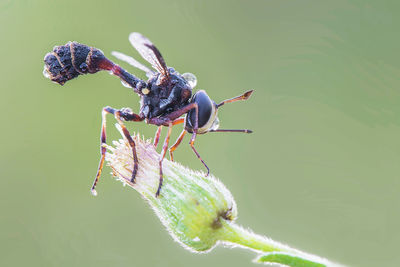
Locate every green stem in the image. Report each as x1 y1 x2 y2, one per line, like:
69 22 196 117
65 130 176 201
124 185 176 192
220 221 295 254
219 221 342 267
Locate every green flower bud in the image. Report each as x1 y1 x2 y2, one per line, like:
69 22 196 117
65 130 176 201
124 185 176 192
105 125 237 251
102 125 344 267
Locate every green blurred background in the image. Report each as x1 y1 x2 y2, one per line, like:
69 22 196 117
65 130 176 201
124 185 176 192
1 0 399 266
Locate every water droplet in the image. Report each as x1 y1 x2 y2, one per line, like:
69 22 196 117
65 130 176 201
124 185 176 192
209 117 220 131
91 189 98 196
43 66 50 79
120 80 132 88
182 72 197 88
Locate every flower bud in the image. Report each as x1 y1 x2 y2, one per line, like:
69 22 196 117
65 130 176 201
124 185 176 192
104 125 237 252
103 125 343 267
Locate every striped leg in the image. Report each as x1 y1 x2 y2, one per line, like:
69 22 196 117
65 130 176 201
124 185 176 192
90 106 144 196
156 118 185 197
169 130 187 161
189 133 210 176
153 126 163 147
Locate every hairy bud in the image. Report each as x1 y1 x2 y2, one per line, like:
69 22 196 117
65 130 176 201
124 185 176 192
103 125 344 266
105 125 237 251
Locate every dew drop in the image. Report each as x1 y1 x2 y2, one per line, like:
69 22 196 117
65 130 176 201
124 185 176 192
43 66 50 79
182 72 197 88
120 80 132 88
209 117 220 131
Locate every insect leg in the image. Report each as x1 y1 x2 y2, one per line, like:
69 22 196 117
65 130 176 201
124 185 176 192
213 91 254 135
153 126 163 147
156 122 172 197
189 133 210 176
209 129 252 133
169 130 187 161
171 118 185 125
155 118 185 197
186 104 210 176
150 104 210 175
114 110 144 185
216 90 254 108
91 107 112 196
153 117 184 148
155 104 210 176
90 106 144 195
148 103 197 126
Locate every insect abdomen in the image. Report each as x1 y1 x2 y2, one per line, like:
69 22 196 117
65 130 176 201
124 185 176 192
43 42 109 85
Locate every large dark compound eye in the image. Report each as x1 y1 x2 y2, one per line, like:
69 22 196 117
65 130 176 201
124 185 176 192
185 90 217 133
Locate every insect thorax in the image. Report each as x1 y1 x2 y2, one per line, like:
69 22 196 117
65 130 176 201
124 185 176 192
140 70 192 119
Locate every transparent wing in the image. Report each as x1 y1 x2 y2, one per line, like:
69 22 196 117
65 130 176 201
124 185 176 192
129 32 168 76
111 51 155 78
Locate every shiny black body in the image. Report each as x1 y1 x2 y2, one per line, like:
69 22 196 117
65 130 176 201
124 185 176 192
141 69 192 119
44 42 192 123
43 32 253 197
44 42 143 88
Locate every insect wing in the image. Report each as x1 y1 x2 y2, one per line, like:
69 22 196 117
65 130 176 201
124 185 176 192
111 51 155 78
129 32 168 76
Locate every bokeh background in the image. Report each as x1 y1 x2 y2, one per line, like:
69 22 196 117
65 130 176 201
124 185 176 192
1 0 399 266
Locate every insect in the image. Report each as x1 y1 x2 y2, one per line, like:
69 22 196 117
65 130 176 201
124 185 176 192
43 32 253 197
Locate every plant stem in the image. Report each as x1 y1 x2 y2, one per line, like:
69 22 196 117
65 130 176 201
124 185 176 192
219 221 343 267
220 221 294 253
